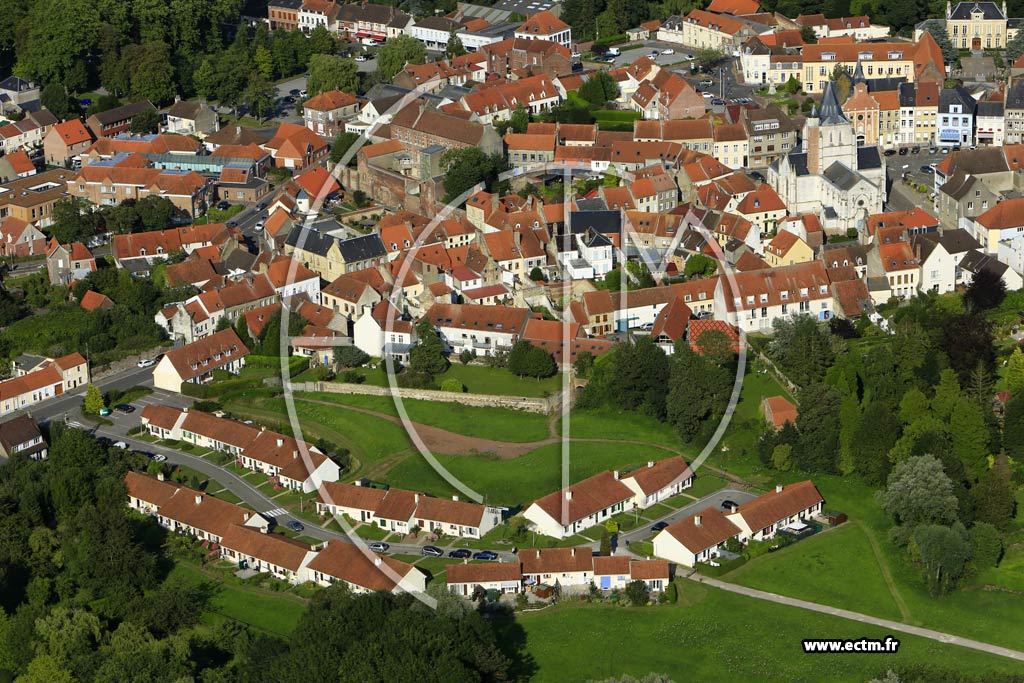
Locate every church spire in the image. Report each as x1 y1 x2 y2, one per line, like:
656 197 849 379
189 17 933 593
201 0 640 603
818 80 850 125
852 60 866 84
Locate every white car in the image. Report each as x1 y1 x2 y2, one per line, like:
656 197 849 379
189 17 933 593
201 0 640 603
151 453 167 462
254 221 265 231
606 47 621 56
112 441 128 449
702 92 714 99
355 54 368 62
661 48 675 55
137 358 156 368
684 54 695 61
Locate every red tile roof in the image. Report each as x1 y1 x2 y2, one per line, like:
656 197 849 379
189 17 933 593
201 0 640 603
661 506 741 553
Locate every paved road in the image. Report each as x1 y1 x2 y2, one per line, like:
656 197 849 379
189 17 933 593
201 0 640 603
23 364 155 425
689 573 1024 663
619 486 757 548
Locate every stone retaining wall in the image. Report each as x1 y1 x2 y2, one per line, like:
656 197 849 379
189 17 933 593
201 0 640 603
288 381 559 414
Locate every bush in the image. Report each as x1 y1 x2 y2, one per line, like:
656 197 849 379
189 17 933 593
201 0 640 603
341 369 365 384
846 228 859 239
625 579 649 606
664 581 678 604
192 400 221 413
334 345 370 368
458 349 474 365
308 366 335 381
440 378 465 392
127 425 145 436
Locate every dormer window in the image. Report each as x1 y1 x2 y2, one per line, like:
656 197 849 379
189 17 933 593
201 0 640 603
746 295 755 305
822 52 836 61
781 291 788 300
858 51 872 60
799 287 808 297
887 51 902 59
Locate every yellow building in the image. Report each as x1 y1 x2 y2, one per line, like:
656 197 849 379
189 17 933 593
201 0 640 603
764 230 813 267
801 42 917 94
944 1 1008 50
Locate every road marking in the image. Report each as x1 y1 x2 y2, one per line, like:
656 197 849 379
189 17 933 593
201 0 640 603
264 507 288 517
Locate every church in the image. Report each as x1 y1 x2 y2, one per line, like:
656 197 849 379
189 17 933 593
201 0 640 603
768 79 886 234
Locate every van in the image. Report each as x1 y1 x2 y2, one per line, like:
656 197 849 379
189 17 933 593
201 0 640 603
606 47 621 57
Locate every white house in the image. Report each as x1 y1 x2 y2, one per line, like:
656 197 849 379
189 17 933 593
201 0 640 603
353 300 416 363
219 525 319 584
577 228 614 279
306 540 427 594
519 546 594 590
715 260 833 333
912 230 981 294
593 556 670 592
152 328 249 393
523 471 634 539
619 457 694 509
653 506 742 568
447 562 523 597
725 480 824 543
424 303 530 357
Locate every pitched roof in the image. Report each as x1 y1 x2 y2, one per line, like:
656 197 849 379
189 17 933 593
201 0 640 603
661 506 741 553
307 541 420 591
425 303 530 335
529 471 634 526
161 328 249 382
220 525 314 572
516 10 569 36
732 480 823 532
520 546 594 574
79 290 114 311
446 561 522 584
621 457 693 496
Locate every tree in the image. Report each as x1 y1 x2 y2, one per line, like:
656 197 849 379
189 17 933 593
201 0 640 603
507 341 557 379
377 35 427 81
440 147 507 204
126 42 176 105
694 328 735 368
254 44 275 80
130 109 160 134
243 71 275 123
40 82 71 120
941 313 995 385
969 522 1003 569
193 57 218 100
333 345 369 368
1008 29 1024 63
768 315 835 387
14 655 75 683
771 444 793 471
949 397 990 478
1006 347 1024 396
612 337 671 419
308 25 336 56
972 454 1017 529
913 524 971 596
666 345 731 440
964 269 1006 312
683 253 716 278
625 579 649 606
694 47 723 71
578 70 619 105
445 30 466 58
1005 391 1024 460
307 54 359 96
879 455 959 528
574 350 594 377
14 0 100 90
330 131 361 166
528 266 545 282
409 321 449 376
919 20 957 64
799 25 818 44
853 399 900 485
83 384 104 415
135 196 176 230
793 383 842 472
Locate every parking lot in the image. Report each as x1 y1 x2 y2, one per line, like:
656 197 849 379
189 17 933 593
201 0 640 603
884 146 950 212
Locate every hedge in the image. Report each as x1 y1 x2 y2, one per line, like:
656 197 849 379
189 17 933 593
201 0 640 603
244 355 310 374
591 110 642 122
181 376 267 399
692 555 747 577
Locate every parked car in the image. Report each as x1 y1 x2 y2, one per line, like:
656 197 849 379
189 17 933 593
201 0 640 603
898 148 909 155
911 146 921 154
282 95 295 104
883 149 896 156
217 200 231 210
472 551 499 561
112 441 128 449
448 548 471 559
355 54 368 62
421 545 444 557
929 146 938 153
254 221 265 232
298 90 307 97
684 53 695 61
137 358 156 368
151 453 167 462
286 520 305 532
255 201 267 211
748 171 765 182
661 48 675 55
639 322 654 331
720 499 738 511
601 55 616 63
920 165 934 174
693 310 713 320
115 404 135 414
606 47 621 57
289 88 300 96
650 521 670 532
711 98 725 105
699 79 713 88
368 542 390 553
702 92 714 100
99 406 112 417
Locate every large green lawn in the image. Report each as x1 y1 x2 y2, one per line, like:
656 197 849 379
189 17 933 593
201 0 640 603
502 582 1022 683
728 522 904 621
556 407 684 449
169 563 307 636
383 441 665 510
297 391 552 443
438 364 564 397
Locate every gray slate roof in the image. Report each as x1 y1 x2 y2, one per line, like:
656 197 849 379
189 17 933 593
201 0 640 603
949 2 1004 20
823 162 860 191
856 146 882 171
337 233 387 263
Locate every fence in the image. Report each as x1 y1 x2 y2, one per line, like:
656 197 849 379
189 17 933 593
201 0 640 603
287 381 560 414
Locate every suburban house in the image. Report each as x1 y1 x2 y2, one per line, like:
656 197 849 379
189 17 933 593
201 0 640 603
0 169 74 229
43 120 94 166
0 216 46 257
513 10 572 48
619 457 695 509
306 541 427 594
593 556 670 592
0 353 89 416
0 150 37 181
652 506 743 567
520 546 595 590
263 122 330 169
0 414 47 460
315 480 502 539
124 471 270 543
164 100 220 137
353 300 417 362
152 328 249 393
303 90 360 138
716 260 833 332
447 562 524 597
46 239 98 286
725 480 824 542
523 471 634 539
424 303 531 357
220 525 318 584
86 100 157 138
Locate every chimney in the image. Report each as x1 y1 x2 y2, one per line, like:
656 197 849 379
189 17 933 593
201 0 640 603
694 514 702 526
730 504 738 514
235 125 241 135
195 494 203 505
571 547 576 557
463 558 469 564
354 479 362 487
293 449 299 459
647 461 654 468
414 493 420 504
776 484 783 493
276 438 284 447
243 512 249 521
182 406 188 413
565 490 573 500
613 470 620 480
452 494 459 502
156 471 165 481
374 557 382 567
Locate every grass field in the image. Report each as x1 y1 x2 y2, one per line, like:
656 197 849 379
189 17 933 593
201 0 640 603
383 441 665 510
169 563 307 636
501 582 1024 683
298 391 552 443
438 364 563 397
557 407 684 449
728 523 904 621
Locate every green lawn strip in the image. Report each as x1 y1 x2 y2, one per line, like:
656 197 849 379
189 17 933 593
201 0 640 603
640 502 675 520
297 391 551 443
438 364 562 397
413 556 463 577
452 526 520 550
628 540 654 557
713 366 793 485
579 526 608 542
502 582 1023 683
353 523 391 540
165 463 212 489
684 474 730 499
210 488 243 505
169 563 306 636
390 554 421 564
559 407 684 449
726 523 903 621
382 442 660 510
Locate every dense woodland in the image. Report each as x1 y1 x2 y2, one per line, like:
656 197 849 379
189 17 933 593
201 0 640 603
0 425 518 683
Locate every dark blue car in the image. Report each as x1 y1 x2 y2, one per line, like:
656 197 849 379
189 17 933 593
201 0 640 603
448 548 471 558
472 551 499 561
